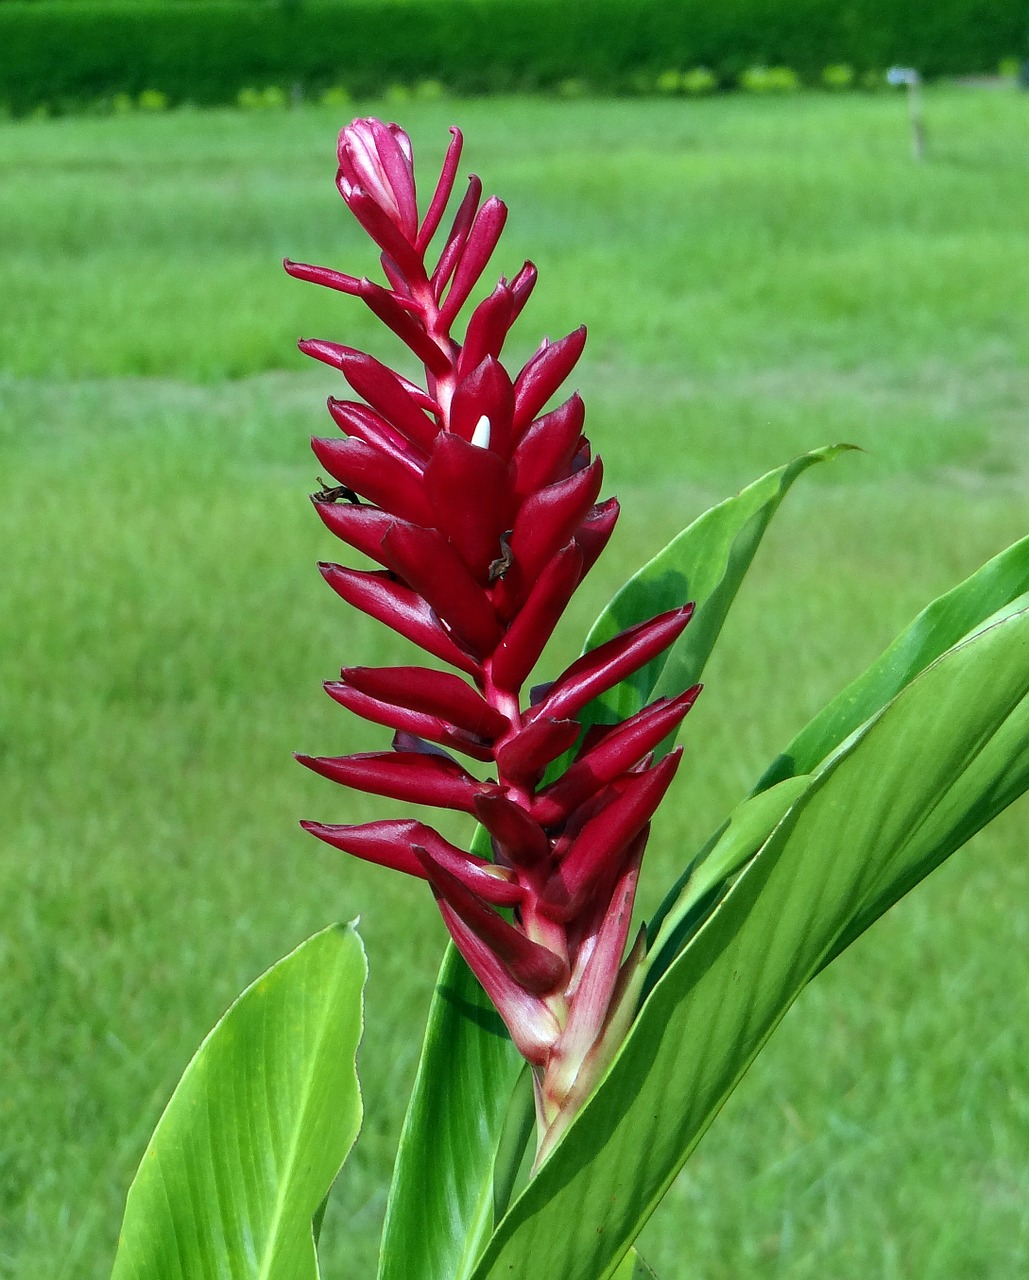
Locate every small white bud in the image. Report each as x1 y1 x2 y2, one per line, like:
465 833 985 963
471 414 492 449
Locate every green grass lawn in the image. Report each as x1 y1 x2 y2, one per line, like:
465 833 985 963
1 87 1027 1279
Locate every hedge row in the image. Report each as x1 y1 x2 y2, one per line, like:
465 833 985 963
2 0 1027 114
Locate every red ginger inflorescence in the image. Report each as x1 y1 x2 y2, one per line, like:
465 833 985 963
288 118 698 1155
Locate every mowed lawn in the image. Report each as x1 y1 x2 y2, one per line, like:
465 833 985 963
1 88 1027 1279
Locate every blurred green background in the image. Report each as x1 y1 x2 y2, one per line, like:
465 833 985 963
1 86 1027 1277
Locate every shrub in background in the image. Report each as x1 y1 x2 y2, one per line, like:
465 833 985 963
821 63 856 90
0 0 1027 115
739 65 801 93
682 66 719 95
320 85 353 108
137 88 169 111
656 67 720 96
237 85 288 110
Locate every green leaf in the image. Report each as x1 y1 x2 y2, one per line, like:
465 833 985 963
112 922 366 1280
379 450 849 1277
578 445 853 729
491 1067 535 1222
646 774 813 985
612 1249 659 1279
377 828 522 1280
758 533 1029 789
471 608 1029 1280
649 535 1029 980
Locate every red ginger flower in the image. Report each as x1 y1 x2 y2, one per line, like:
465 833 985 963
287 118 698 1155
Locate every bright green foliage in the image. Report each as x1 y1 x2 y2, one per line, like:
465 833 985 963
111 924 366 1280
821 63 856 90
1 0 1028 113
649 532 1029 976
681 67 718 95
377 838 521 1280
382 446 845 1280
613 1249 659 1279
357 424 1023 1280
577 446 853 730
759 535 1029 791
470 607 1029 1280
739 66 802 93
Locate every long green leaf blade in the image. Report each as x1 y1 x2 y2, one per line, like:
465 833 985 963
579 445 852 728
471 609 1029 1280
112 922 366 1280
612 1249 659 1279
649 535 1029 971
379 450 848 1277
758 533 1029 788
646 774 813 983
377 829 522 1280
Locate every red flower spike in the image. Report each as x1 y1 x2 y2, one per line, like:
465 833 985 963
355 279 452 375
337 118 418 243
340 666 508 739
532 687 700 826
380 252 413 299
511 393 586 498
532 604 694 723
283 259 364 295
459 282 516 376
413 838 525 908
390 729 457 760
547 787 611 865
508 260 538 322
431 175 483 296
326 398 429 467
308 818 515 899
449 357 515 451
417 848 568 995
490 542 584 694
331 347 441 449
435 901 562 1067
296 749 501 814
301 816 445 879
334 181 423 276
317 564 482 676
416 126 463 252
544 750 683 920
563 832 646 1001
473 793 551 868
312 502 396 565
573 497 620 581
311 437 435 526
323 681 494 762
507 457 604 586
297 337 349 371
513 326 588 433
294 118 700 1152
425 434 515 580
494 714 582 787
439 195 509 327
380 521 503 657
541 829 646 1118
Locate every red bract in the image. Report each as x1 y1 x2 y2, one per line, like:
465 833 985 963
289 118 699 1157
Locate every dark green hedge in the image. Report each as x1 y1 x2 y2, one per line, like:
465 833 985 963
1 0 1027 113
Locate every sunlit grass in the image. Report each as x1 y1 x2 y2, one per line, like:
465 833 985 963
0 88 1026 1278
